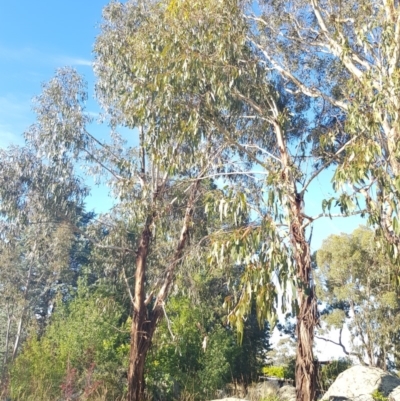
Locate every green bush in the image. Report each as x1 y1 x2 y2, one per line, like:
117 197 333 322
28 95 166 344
146 295 270 400
262 366 285 378
10 283 129 400
372 389 389 401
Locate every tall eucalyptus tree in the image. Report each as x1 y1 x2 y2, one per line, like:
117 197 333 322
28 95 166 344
93 1 359 401
15 67 213 401
246 1 400 395
94 1 253 399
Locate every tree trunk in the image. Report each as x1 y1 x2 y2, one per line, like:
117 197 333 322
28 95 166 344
127 181 200 401
127 214 154 401
12 265 32 360
273 117 318 401
290 197 318 401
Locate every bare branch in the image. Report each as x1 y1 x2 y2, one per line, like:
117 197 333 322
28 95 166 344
302 210 366 228
161 302 175 341
122 266 135 306
242 144 283 165
315 328 366 362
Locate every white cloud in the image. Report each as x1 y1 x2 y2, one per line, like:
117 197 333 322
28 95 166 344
55 56 93 67
0 44 92 68
0 44 36 61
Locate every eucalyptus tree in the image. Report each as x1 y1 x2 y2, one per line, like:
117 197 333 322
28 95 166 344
10 2 241 397
93 1 253 399
15 67 214 401
244 0 400 397
316 226 400 370
92 1 366 401
0 146 86 385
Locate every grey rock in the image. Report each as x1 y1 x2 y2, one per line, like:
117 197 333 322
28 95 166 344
321 365 400 401
278 385 296 401
389 385 400 401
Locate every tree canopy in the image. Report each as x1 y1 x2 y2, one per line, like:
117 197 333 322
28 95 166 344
316 226 400 370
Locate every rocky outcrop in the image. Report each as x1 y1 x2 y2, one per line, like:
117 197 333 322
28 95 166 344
321 365 400 401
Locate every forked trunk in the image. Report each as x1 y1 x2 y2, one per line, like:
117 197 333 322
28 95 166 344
127 181 200 401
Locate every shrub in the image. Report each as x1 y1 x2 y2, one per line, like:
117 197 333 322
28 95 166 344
10 283 129 400
262 366 285 378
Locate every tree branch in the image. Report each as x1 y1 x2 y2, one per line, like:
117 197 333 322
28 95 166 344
248 37 349 111
122 266 135 306
315 328 365 363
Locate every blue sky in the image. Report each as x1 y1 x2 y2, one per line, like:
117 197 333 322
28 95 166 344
0 0 109 145
0 0 365 250
0 0 114 210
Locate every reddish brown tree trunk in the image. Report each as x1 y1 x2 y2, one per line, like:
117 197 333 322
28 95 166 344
274 118 318 401
127 181 200 401
127 215 153 401
290 198 318 401
127 307 162 401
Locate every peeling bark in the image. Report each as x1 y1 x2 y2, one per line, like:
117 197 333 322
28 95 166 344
290 198 318 401
127 181 200 401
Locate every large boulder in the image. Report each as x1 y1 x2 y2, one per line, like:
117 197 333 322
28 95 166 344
321 365 400 401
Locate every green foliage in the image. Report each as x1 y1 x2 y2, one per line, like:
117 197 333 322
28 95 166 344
146 292 270 400
319 359 352 392
10 281 129 401
282 358 296 382
10 1 400 400
262 366 285 379
372 390 389 401
95 0 250 174
259 396 281 401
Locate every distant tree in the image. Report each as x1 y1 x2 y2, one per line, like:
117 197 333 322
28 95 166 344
316 226 400 370
0 147 88 381
319 358 352 393
266 337 297 369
